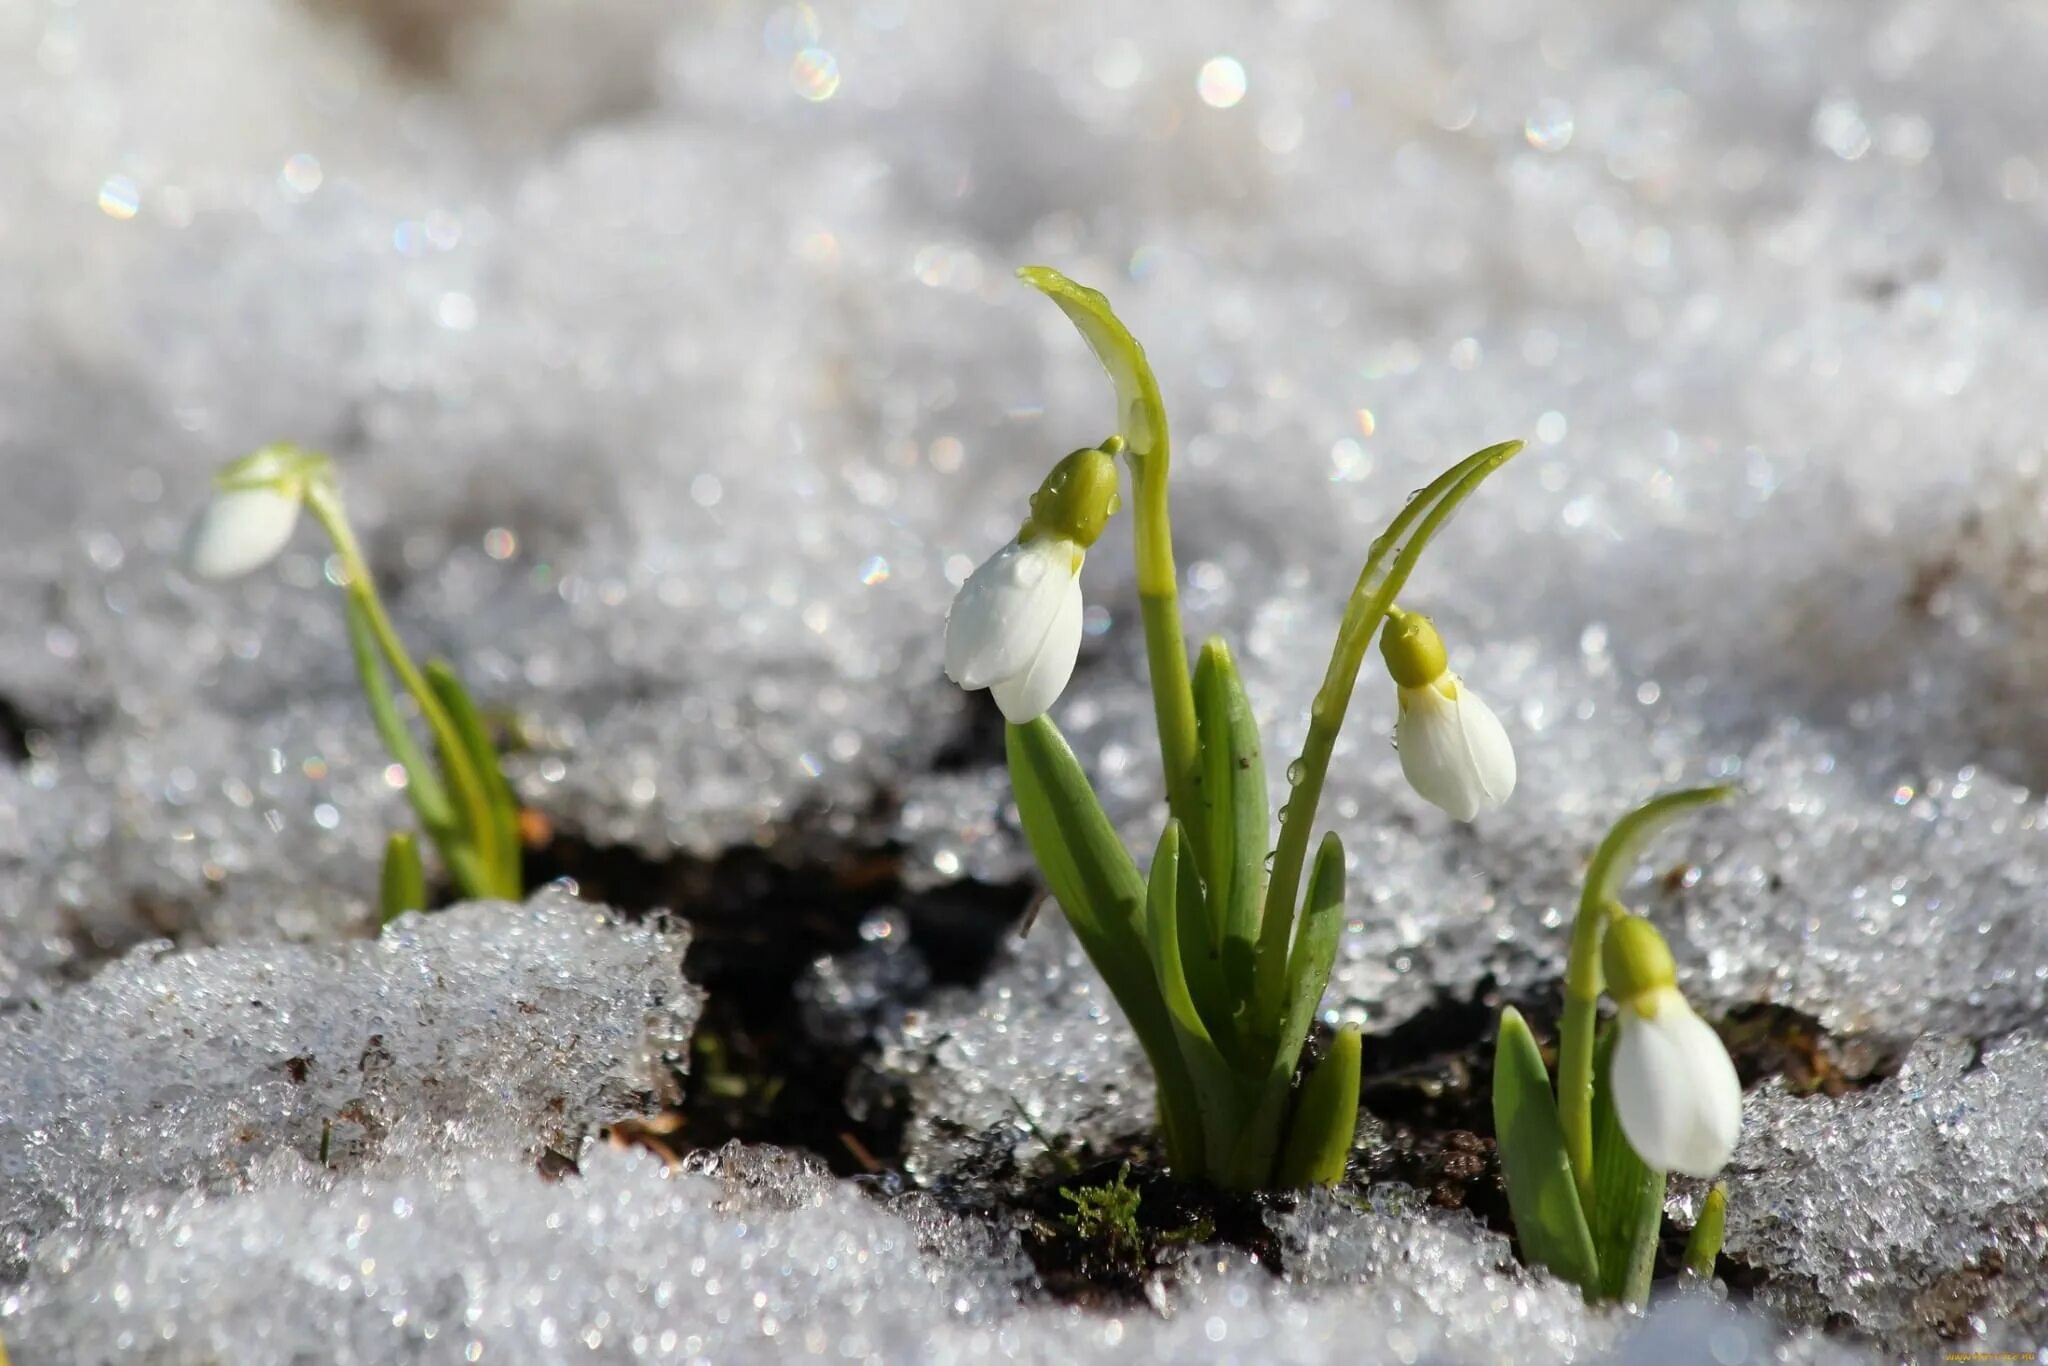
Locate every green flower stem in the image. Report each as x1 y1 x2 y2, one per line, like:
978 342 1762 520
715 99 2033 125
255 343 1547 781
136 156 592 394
1013 269 1203 858
1254 441 1522 1020
1685 1183 1729 1279
305 482 508 899
1131 449 1205 864
1560 785 1735 1207
1559 897 1622 1210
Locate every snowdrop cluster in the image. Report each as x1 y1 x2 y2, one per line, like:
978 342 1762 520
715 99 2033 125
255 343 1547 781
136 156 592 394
184 447 525 920
943 268 1526 1191
1493 788 1743 1304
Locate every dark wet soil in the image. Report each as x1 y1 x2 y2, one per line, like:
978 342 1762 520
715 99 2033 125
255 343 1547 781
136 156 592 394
524 816 1032 1178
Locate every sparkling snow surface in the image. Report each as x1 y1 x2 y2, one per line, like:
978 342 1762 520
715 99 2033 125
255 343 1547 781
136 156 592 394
4 0 2048 1358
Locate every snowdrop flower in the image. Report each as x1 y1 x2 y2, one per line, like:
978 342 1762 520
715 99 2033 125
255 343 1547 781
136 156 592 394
1603 914 1743 1177
182 444 328 580
945 443 1121 723
1378 608 1515 821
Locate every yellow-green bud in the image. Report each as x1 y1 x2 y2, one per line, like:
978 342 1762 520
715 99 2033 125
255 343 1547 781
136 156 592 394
1022 443 1121 548
214 442 331 495
1379 607 1449 689
1603 913 1679 1011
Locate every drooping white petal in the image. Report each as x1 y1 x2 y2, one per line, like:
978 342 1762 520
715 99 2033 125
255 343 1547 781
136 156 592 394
989 570 1083 722
182 485 305 581
1611 987 1744 1177
1393 675 1517 821
943 536 1079 690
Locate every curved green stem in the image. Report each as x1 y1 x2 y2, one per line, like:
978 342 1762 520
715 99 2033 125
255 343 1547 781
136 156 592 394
1131 445 1204 856
1559 897 1622 1208
1561 785 1737 1205
1014 268 1203 854
305 482 505 898
1254 441 1522 1019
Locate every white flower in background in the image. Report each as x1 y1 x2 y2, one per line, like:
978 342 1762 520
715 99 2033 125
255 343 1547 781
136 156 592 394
182 444 328 580
1604 913 1743 1177
944 443 1120 724
1379 608 1515 821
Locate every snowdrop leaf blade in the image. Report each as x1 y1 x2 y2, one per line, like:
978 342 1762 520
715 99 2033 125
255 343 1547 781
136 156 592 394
344 595 456 836
1228 832 1345 1187
1144 823 1213 1052
1273 832 1345 1075
1172 825 1236 1056
1493 1008 1599 1294
1195 638 1268 1002
1146 824 1244 1164
378 832 427 927
1590 1024 1667 1305
1684 1183 1729 1281
426 659 523 897
1016 266 1168 469
1006 718 1203 1168
1275 1024 1360 1188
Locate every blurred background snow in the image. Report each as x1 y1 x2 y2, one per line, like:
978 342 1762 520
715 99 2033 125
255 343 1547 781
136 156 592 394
2 0 2047 1358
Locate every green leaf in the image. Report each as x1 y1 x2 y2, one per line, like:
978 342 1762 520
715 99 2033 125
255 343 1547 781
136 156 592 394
426 659 523 898
1173 826 1237 1056
1684 1183 1728 1281
1275 1024 1361 1188
1493 1007 1599 1294
1145 823 1248 1166
1006 717 1203 1171
1016 266 1169 474
344 594 456 836
1194 637 1268 1009
1589 1023 1666 1305
378 831 427 927
1275 834 1346 1071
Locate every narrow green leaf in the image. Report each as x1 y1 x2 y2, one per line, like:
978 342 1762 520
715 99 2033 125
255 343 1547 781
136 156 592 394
426 659 523 897
344 595 455 835
1173 830 1237 1057
1146 823 1248 1167
1275 1024 1361 1187
1589 1023 1666 1305
1145 822 1215 1052
1016 266 1169 473
1194 637 1268 1007
1006 718 1204 1172
1493 1007 1599 1294
378 831 427 927
1684 1183 1728 1281
1274 833 1346 1079
1224 831 1345 1187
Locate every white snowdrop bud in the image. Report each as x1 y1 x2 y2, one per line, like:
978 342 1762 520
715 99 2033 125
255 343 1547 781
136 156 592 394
944 534 1085 724
1604 914 1743 1177
1380 608 1516 821
943 445 1119 724
182 445 325 581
